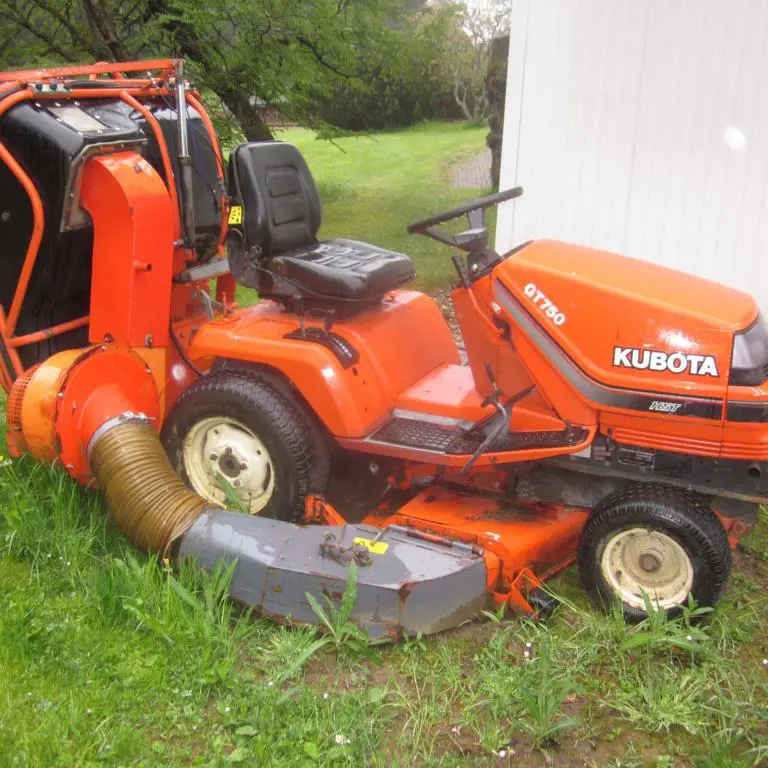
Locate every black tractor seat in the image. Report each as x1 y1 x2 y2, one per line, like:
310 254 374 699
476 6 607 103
274 239 415 301
227 141 415 305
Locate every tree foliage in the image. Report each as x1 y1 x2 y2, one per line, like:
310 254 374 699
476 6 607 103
312 7 464 132
0 0 467 138
436 0 510 123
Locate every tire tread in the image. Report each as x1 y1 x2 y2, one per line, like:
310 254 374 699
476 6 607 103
162 371 322 522
578 483 731 619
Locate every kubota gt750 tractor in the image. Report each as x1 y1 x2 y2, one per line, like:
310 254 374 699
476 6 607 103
0 60 762 635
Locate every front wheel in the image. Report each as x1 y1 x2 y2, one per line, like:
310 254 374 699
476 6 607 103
162 372 328 521
577 484 731 620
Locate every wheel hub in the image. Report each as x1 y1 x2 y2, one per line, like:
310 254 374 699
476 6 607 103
639 552 662 573
600 527 694 610
213 446 249 480
183 417 275 513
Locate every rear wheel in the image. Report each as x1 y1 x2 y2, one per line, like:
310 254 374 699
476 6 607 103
578 484 731 620
162 372 329 521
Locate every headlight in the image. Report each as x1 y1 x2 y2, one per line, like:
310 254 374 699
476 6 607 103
730 315 768 386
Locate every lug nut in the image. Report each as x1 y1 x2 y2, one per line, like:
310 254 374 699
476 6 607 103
225 447 233 455
240 462 248 471
210 453 218 460
233 480 241 487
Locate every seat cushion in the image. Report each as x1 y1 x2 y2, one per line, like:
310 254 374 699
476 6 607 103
272 239 416 300
229 142 321 255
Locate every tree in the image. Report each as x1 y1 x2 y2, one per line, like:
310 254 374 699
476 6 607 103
0 0 442 140
437 0 510 123
486 32 509 189
310 4 463 131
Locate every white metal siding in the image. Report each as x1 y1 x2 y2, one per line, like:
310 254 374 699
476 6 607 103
497 0 768 310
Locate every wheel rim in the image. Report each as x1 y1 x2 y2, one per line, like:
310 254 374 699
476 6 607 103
183 416 275 514
600 527 694 610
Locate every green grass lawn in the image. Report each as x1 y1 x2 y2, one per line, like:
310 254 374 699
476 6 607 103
1 121 768 766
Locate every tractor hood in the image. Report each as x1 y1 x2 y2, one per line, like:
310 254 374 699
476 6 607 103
494 240 760 402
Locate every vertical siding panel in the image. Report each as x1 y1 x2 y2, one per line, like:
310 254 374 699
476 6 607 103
737 1 768 300
498 0 768 310
496 0 530 250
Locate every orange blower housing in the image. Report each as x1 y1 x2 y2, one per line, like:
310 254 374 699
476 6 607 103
0 59 757 621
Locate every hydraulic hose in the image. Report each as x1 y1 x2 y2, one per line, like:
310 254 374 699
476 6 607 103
90 421 210 554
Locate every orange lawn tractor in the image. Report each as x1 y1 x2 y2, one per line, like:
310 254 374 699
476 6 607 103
0 59 761 635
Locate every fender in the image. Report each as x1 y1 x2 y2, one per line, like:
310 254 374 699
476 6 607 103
187 292 459 438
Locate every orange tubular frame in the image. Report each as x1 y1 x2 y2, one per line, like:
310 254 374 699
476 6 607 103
0 59 178 83
186 91 230 258
0 60 227 393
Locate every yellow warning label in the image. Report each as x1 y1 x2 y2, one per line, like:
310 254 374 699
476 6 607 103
353 537 389 555
228 205 243 225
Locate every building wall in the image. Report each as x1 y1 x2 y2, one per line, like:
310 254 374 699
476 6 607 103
497 0 768 310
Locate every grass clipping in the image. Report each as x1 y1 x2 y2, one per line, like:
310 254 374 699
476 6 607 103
90 421 209 554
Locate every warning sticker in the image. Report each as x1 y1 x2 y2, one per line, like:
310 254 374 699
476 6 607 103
228 205 243 225
353 537 389 555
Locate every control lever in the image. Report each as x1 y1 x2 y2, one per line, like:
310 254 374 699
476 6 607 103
461 367 536 474
481 362 501 408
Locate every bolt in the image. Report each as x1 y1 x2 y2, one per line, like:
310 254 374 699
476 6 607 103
240 462 247 471
104 334 113 343
210 453 218 461
57 392 64 399
144 334 153 348
369 462 379 476
233 480 241 487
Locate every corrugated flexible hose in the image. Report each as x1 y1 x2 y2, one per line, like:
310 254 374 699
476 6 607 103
90 421 210 553
86 418 490 637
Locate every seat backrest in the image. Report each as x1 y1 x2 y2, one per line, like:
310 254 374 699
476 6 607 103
229 141 322 257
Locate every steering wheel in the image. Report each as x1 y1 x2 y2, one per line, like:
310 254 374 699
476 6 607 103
406 186 523 234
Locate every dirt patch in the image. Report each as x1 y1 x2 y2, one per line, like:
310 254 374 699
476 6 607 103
733 546 768 585
431 287 463 347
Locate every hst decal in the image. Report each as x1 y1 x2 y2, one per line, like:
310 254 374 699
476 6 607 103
648 400 683 414
613 347 719 377
523 283 566 326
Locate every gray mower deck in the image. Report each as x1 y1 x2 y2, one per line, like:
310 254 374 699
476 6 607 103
179 511 488 638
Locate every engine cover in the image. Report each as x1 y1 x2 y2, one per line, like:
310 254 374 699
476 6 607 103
493 240 758 404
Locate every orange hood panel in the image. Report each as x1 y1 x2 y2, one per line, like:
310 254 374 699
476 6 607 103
511 240 757 331
495 240 760 401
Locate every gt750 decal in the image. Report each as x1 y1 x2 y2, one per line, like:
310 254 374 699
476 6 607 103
613 347 719 377
523 283 566 326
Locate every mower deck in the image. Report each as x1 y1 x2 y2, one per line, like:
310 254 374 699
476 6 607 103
328 486 591 615
180 510 488 638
